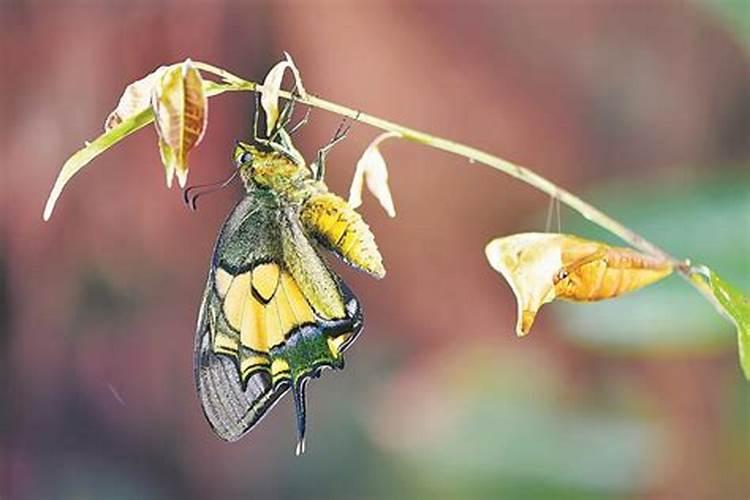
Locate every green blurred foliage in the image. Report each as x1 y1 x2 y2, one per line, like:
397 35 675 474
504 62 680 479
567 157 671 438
706 0 750 48
707 268 750 378
362 345 659 499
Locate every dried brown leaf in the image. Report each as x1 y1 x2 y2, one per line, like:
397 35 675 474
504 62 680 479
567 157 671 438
151 59 207 188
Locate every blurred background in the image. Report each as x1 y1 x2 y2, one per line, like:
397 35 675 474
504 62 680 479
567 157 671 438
2 1 750 499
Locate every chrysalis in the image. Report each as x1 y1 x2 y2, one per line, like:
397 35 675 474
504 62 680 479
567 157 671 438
485 233 673 336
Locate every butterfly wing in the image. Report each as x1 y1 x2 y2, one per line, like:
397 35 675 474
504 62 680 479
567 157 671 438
194 191 362 451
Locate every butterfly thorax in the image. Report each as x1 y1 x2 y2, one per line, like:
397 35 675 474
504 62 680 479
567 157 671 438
236 144 325 206
233 140 385 278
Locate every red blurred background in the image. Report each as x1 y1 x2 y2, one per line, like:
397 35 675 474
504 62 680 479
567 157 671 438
2 1 749 499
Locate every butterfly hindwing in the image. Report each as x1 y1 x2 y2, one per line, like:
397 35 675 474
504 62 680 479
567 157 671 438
194 190 362 449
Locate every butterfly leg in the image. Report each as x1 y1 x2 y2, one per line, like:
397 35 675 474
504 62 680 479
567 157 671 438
253 91 264 142
251 87 309 169
313 120 351 181
272 90 297 139
287 106 311 136
278 82 312 136
252 86 298 140
276 93 311 155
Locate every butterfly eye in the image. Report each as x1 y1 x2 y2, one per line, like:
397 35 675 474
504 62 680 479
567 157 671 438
238 151 253 166
557 269 569 281
234 148 254 168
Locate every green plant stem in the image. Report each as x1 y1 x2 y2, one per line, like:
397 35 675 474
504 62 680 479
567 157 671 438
195 63 714 300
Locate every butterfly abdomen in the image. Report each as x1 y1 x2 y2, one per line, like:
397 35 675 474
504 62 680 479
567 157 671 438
300 192 385 279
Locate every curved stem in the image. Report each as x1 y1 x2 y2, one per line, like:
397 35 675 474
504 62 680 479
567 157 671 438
194 62 710 296
308 93 683 261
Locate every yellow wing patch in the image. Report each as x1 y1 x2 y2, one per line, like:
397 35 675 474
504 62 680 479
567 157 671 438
219 265 318 354
211 314 239 355
239 353 270 380
278 271 315 325
241 290 267 349
327 334 350 359
271 358 291 377
215 267 234 298
223 272 252 330
252 263 280 302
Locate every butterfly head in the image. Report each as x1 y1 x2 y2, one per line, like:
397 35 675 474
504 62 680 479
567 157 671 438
233 141 307 193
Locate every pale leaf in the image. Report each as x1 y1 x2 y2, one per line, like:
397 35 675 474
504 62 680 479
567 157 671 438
157 138 176 188
260 52 307 136
348 132 399 217
283 51 307 97
347 158 365 209
105 66 168 131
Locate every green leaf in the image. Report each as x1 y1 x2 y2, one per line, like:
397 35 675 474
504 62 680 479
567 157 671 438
42 107 155 221
704 268 750 379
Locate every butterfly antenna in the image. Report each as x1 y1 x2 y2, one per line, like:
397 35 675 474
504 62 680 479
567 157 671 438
313 118 354 181
292 379 308 456
182 170 239 211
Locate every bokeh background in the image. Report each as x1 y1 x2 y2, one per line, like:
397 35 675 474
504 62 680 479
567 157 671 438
2 1 750 499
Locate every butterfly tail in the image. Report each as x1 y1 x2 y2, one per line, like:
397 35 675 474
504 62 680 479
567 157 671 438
293 378 309 455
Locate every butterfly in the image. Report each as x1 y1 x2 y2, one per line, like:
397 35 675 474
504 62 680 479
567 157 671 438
193 118 384 455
